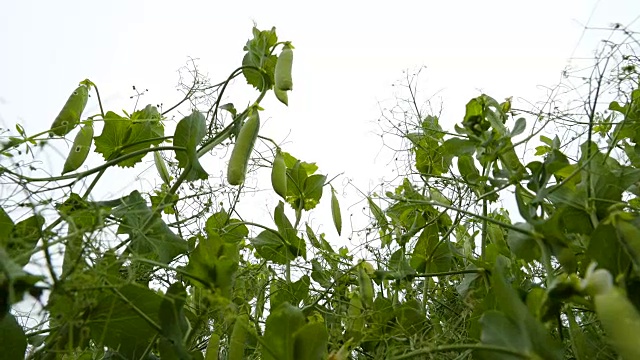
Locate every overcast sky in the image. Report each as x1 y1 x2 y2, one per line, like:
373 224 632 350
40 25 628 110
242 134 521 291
1 1 638 243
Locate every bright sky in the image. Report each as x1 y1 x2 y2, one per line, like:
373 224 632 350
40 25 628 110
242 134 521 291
1 1 638 244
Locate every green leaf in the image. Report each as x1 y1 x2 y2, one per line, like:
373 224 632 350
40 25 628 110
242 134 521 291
387 249 416 281
57 193 109 232
368 197 391 247
0 207 14 242
3 214 44 266
587 223 629 278
88 284 164 359
173 111 208 181
612 216 640 272
305 224 335 254
310 259 332 288
114 108 164 167
510 117 526 137
94 105 166 168
293 322 328 360
330 186 342 236
514 184 536 222
282 152 318 175
113 191 187 264
242 26 278 91
409 122 451 177
270 275 310 309
443 137 476 156
487 256 563 360
251 230 296 265
566 308 592 360
94 111 130 161
204 209 248 243
261 302 305 360
159 283 190 360
394 299 428 336
301 174 326 211
410 223 451 273
534 145 551 156
506 223 539 262
539 135 553 146
477 310 530 360
184 232 239 297
274 201 306 259
458 154 481 185
0 314 27 360
0 247 44 316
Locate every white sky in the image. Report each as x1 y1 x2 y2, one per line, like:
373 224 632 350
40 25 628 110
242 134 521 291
1 1 639 246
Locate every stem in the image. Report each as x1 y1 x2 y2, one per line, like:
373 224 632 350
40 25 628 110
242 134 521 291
391 197 534 236
390 343 531 360
4 146 186 183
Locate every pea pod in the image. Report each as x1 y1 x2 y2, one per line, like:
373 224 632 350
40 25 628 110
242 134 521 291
153 147 171 185
358 265 374 308
61 123 93 175
347 293 364 332
274 87 288 106
271 149 287 198
583 266 640 360
204 332 220 360
331 186 342 235
227 110 260 185
275 44 293 91
50 85 89 136
228 314 249 360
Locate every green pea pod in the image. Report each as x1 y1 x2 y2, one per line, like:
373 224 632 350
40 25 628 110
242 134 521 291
51 85 89 136
227 110 260 185
331 186 342 235
347 294 364 332
61 124 93 175
583 267 640 360
153 147 171 185
274 86 288 106
204 332 220 360
358 265 374 308
275 44 293 91
271 149 287 198
228 314 249 360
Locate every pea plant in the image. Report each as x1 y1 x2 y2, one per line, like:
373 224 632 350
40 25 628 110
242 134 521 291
1 23 640 360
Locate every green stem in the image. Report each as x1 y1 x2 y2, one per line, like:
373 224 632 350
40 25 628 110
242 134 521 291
390 343 531 360
4 146 186 183
391 197 534 236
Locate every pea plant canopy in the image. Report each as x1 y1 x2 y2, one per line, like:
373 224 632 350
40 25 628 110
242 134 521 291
1 25 640 360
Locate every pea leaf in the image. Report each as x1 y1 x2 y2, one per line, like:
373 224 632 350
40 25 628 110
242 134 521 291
0 314 27 360
93 108 164 167
302 174 326 211
368 196 392 247
293 322 328 360
112 191 187 264
183 231 239 297
0 207 13 241
510 117 526 137
252 230 294 265
273 201 307 259
3 214 45 266
158 283 190 359
484 256 563 360
87 284 164 359
261 302 305 360
410 223 452 273
242 26 278 91
173 111 208 181
476 310 530 360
